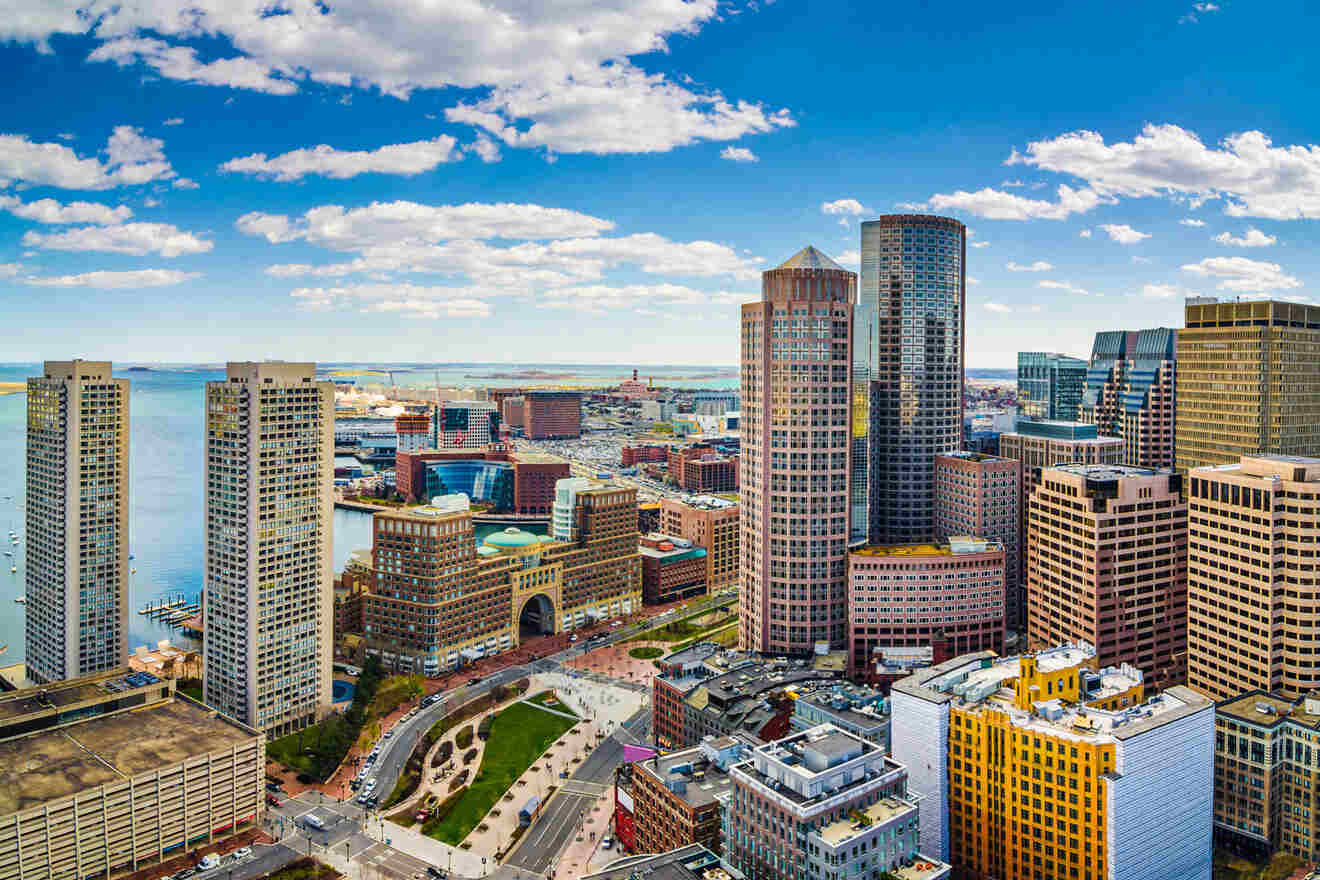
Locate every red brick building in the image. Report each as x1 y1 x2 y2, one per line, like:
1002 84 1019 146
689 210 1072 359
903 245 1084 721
659 496 738 595
638 534 708 605
629 739 749 857
509 391 582 439
651 643 722 749
668 445 738 493
622 444 671 467
847 538 1006 678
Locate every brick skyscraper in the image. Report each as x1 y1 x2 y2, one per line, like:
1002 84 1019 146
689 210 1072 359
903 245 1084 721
740 246 855 653
856 215 966 545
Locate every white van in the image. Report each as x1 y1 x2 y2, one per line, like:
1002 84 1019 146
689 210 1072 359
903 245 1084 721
302 814 326 832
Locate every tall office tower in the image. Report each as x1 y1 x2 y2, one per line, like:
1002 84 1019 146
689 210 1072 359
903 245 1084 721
434 400 499 449
204 362 334 736
934 451 1020 608
1177 299 1320 469
856 215 966 545
1079 328 1178 468
891 644 1214 879
1017 351 1088 420
1187 455 1320 701
1026 464 1188 687
24 360 129 684
998 421 1124 631
740 246 855 653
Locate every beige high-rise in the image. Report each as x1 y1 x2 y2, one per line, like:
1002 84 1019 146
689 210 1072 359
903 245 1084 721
1027 464 1188 688
24 360 130 684
1187 455 1320 701
204 362 333 736
1177 299 1320 470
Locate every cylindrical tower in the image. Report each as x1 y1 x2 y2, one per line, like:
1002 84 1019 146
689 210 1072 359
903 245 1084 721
740 246 856 654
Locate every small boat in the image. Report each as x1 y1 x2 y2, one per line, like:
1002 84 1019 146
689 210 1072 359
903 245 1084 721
9 567 15 573
13 597 24 604
131 568 137 574
129 554 135 560
3 551 10 557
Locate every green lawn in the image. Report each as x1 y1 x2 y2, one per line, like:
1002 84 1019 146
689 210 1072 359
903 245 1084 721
628 646 664 660
424 701 575 845
527 690 577 716
626 612 736 644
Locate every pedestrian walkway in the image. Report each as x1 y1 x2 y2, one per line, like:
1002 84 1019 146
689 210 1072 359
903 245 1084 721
553 789 616 876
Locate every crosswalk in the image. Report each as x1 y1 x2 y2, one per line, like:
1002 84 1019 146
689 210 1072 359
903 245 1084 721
558 779 608 797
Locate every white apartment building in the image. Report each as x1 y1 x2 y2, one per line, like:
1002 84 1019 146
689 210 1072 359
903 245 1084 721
204 362 333 736
25 360 130 684
436 400 498 449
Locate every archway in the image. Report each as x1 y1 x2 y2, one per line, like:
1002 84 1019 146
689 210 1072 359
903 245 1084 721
519 593 556 640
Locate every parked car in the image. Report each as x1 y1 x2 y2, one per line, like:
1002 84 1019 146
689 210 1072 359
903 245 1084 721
232 848 252 861
427 868 446 879
383 729 394 739
601 837 613 850
468 677 481 686
199 855 220 871
265 782 282 793
266 794 281 807
174 869 195 879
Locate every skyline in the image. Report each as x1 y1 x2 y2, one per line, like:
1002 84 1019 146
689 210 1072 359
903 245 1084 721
1 1 1318 366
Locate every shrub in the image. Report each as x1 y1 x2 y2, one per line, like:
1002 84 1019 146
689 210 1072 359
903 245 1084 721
628 646 664 660
296 773 314 785
432 741 453 767
477 715 493 741
455 725 474 749
463 748 478 765
419 786 468 836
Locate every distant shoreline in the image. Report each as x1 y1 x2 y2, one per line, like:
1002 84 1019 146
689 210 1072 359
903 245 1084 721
0 383 25 396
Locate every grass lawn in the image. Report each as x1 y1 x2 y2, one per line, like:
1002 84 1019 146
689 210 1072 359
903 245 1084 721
628 646 664 660
626 612 736 644
424 701 575 845
527 690 576 716
671 621 738 652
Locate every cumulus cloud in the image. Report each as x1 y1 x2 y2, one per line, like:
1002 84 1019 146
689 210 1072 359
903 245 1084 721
0 126 176 190
23 222 212 257
465 135 501 164
0 263 25 277
1180 2 1220 23
1182 256 1301 292
1007 123 1320 220
290 285 492 318
919 184 1110 220
221 137 462 181
1180 218 1207 227
834 250 860 267
984 302 1011 313
821 199 865 216
1099 223 1151 244
720 147 758 162
1141 283 1187 299
5 1 793 157
0 195 131 225
163 117 184 126
1038 280 1091 296
23 268 200 288
971 240 990 248
1006 261 1053 272
1079 228 1092 238
983 301 1042 314
1213 227 1277 248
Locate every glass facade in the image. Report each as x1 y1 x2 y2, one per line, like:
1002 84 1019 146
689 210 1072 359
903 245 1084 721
423 459 513 509
1017 351 1087 421
858 215 966 546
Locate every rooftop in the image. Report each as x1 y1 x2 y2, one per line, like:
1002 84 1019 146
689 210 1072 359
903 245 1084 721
816 795 919 846
775 245 847 273
0 696 258 816
1047 463 1162 479
581 844 743 880
852 537 1001 558
1217 691 1320 730
636 745 738 808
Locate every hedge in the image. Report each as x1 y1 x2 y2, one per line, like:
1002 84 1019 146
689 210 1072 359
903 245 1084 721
455 725 474 749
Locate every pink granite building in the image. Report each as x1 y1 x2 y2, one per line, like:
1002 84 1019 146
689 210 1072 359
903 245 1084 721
740 246 855 654
934 451 1019 611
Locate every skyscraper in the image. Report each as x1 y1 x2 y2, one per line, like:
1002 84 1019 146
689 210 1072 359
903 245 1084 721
1017 351 1087 420
856 214 966 546
204 362 334 736
1187 455 1320 701
740 246 855 653
1078 328 1177 468
1177 298 1320 469
1026 464 1188 688
24 360 129 684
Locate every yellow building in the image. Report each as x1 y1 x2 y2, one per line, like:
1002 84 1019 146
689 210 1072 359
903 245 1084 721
892 643 1214 880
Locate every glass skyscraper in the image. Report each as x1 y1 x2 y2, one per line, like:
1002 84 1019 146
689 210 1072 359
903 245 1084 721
1016 351 1087 421
855 215 966 545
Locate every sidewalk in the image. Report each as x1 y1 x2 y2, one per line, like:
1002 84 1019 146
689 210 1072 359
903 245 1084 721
552 789 616 877
363 815 489 877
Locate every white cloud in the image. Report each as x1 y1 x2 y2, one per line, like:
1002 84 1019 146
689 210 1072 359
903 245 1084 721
0 195 131 225
1214 227 1277 248
23 222 212 257
171 177 199 189
1038 280 1090 296
6 1 793 157
548 234 760 280
538 283 751 314
465 135 501 164
821 199 865 216
1006 260 1053 272
221 137 462 181
1000 180 1026 188
1131 256 1153 264
1099 223 1150 244
23 268 200 288
971 240 990 248
0 127 175 190
1079 228 1092 238
1180 2 1220 22
720 147 758 162
1142 283 1185 299
290 285 493 318
163 117 184 126
921 184 1110 220
1180 218 1207 227
967 276 981 285
1007 123 1320 220
834 250 860 267
1182 256 1301 292
0 263 25 277
143 197 160 207
984 302 1012 313
89 38 298 95
238 201 615 247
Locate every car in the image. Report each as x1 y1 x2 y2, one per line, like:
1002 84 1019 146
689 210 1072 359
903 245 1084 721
265 782 283 793
302 814 326 831
569 635 578 642
427 868 446 879
383 729 394 739
468 677 481 686
366 795 379 808
266 794 281 807
366 776 377 789
175 869 196 879
199 855 220 871
601 837 613 850
232 848 252 861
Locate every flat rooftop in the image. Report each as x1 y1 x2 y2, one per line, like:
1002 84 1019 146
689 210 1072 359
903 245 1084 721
636 749 735 808
1048 463 1162 478
816 795 918 846
0 668 164 722
1218 691 1320 729
852 538 1000 558
0 697 258 816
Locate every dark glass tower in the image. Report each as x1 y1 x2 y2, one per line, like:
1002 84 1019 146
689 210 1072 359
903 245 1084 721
855 215 966 545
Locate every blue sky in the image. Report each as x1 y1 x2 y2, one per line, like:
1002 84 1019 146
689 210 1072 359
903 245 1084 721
1 0 1317 367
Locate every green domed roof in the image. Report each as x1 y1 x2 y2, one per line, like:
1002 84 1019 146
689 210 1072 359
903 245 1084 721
483 527 541 549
